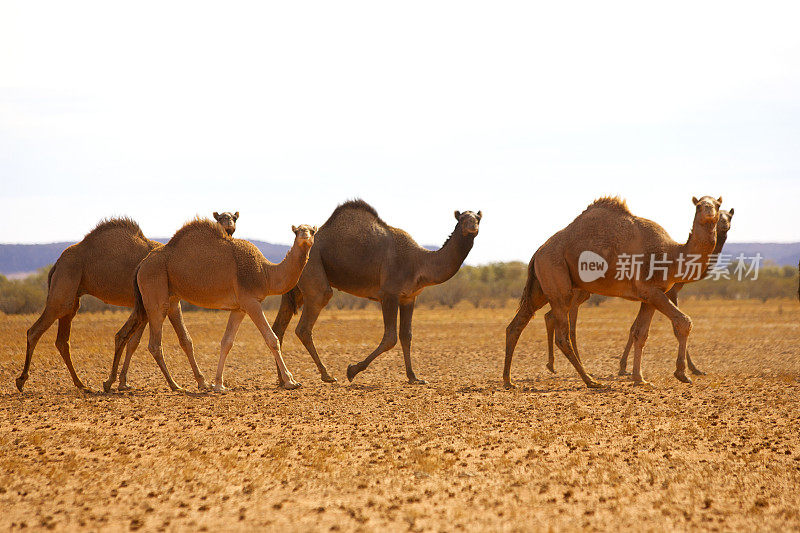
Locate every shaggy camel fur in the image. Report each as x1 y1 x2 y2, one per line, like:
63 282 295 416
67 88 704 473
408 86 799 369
15 217 225 392
542 208 734 376
272 199 481 384
105 220 316 392
505 195 722 389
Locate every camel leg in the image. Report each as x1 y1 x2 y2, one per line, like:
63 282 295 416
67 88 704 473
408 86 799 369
504 279 548 389
17 264 80 392
213 310 246 391
544 309 556 373
167 301 208 390
346 296 399 382
245 301 300 390
629 304 656 385
550 302 604 388
638 288 694 384
668 290 704 375
399 300 425 385
619 303 645 376
117 322 146 391
294 288 336 383
145 305 184 392
104 307 148 392
54 299 90 391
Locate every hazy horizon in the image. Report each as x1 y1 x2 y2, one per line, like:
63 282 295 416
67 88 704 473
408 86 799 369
2 1 799 263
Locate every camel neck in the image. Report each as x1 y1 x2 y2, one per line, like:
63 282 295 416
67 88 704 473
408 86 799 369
266 242 310 295
681 219 718 265
421 230 475 286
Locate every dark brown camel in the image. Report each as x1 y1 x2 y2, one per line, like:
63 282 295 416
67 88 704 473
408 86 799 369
272 199 481 384
542 208 734 376
504 195 722 389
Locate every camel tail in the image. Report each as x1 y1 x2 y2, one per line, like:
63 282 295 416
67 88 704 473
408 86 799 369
117 263 147 342
46 264 56 290
284 286 303 315
517 258 538 314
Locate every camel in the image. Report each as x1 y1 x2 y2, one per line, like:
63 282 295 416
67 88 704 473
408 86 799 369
15 216 228 392
271 199 481 384
105 219 316 392
542 208 734 376
504 195 722 389
213 211 239 235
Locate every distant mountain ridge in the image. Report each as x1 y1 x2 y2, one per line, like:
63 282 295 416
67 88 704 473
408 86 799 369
0 239 291 277
1 241 798 277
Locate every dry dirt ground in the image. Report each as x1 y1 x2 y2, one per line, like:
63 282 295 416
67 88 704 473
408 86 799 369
1 299 799 532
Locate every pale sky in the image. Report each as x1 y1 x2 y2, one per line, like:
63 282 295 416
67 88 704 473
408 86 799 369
1 1 798 264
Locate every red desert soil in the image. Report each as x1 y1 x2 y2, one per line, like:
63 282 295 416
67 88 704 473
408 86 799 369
1 299 799 531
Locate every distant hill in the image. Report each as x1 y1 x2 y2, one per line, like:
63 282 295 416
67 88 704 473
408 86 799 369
1 241 798 277
0 239 291 277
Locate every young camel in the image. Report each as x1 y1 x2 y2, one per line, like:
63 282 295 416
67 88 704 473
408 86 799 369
542 208 734 376
272 199 481 384
504 195 722 389
105 220 316 392
15 217 227 392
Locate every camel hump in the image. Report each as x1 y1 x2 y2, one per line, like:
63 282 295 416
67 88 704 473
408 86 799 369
324 198 387 227
83 217 146 241
583 196 631 215
168 217 230 245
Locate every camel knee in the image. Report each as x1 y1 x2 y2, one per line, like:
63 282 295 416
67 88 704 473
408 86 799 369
179 334 194 352
674 315 693 337
399 331 411 346
220 336 234 354
264 331 280 352
295 323 312 344
382 332 398 351
55 337 70 354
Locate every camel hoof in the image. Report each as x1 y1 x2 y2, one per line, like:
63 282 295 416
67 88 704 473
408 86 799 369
197 382 212 391
633 379 652 387
346 364 359 382
503 381 517 390
171 386 187 393
321 374 338 383
690 368 706 376
408 378 428 385
213 384 228 393
618 369 631 376
15 377 26 392
674 370 692 384
281 380 302 391
102 380 114 393
586 380 606 389
117 383 132 392
546 362 556 374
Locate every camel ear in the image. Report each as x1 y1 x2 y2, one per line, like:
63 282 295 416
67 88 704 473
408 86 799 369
213 211 220 221
292 225 298 234
691 197 699 206
476 210 482 221
233 212 239 221
454 210 461 220
716 196 723 206
728 208 734 217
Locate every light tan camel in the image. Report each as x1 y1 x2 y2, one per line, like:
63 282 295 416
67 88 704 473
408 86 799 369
505 195 722 388
272 199 481 384
104 219 316 392
16 217 214 392
542 208 734 376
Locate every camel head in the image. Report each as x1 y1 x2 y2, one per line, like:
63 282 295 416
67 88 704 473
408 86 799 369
291 224 317 250
454 210 482 237
213 211 239 236
718 208 734 235
691 196 722 225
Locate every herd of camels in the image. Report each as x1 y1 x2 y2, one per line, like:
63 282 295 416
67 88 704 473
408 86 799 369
16 196 739 393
